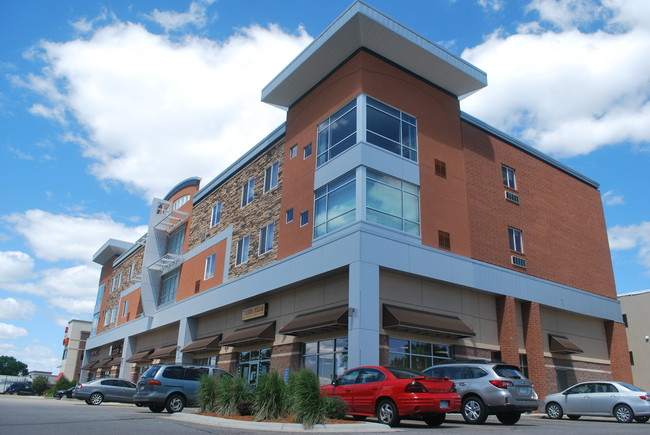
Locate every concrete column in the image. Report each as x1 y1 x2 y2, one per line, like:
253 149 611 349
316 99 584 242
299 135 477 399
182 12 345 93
521 301 547 399
604 320 633 383
120 336 136 379
177 317 197 364
348 261 380 368
496 295 519 365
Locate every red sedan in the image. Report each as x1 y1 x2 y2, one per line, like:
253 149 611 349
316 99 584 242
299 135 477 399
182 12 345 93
321 365 461 427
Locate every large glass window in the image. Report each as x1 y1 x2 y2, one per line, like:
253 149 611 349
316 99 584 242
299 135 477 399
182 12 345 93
238 348 271 385
366 169 420 236
303 338 348 385
314 171 356 238
317 100 357 166
167 224 186 255
388 338 452 372
366 97 417 161
159 270 180 305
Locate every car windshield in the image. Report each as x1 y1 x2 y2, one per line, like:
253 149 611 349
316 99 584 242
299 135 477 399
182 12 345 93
494 365 523 379
387 367 424 379
618 382 645 392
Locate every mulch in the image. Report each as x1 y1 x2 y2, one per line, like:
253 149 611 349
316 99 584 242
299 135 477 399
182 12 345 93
195 412 360 424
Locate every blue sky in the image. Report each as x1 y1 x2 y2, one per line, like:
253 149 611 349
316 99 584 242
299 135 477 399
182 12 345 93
0 0 648 374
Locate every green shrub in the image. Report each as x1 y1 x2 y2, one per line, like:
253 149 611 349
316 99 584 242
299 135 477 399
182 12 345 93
323 394 349 419
287 368 327 428
214 375 253 415
197 375 220 413
31 376 50 396
252 371 287 420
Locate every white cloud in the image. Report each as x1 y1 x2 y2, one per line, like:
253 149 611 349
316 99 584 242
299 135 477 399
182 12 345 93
527 0 606 30
477 0 505 11
608 221 650 268
0 322 29 339
461 0 650 158
147 0 216 32
0 298 37 320
13 344 61 374
21 17 312 200
3 210 146 263
0 251 35 283
602 190 624 206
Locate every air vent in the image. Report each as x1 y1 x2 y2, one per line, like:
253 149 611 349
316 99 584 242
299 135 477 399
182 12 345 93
511 256 527 268
505 190 520 204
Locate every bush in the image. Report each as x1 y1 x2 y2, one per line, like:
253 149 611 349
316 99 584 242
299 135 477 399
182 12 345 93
197 375 220 413
236 401 253 416
31 376 50 396
323 394 349 419
252 371 287 421
214 375 253 415
53 375 77 392
287 368 327 428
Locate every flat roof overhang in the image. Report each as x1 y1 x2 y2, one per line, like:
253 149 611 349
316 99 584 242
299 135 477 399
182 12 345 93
261 1 487 109
93 239 133 265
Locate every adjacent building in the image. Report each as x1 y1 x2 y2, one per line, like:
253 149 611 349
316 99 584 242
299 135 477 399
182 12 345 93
618 290 650 390
82 1 631 398
60 319 92 382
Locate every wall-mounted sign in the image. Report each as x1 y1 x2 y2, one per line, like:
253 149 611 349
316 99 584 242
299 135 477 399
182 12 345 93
242 303 268 321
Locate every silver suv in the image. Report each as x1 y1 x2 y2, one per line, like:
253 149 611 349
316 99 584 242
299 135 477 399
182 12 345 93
133 364 231 413
423 360 538 425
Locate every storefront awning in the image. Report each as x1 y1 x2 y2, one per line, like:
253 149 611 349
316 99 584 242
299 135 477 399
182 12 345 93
149 345 178 360
549 334 583 354
125 349 154 363
220 322 275 347
110 357 122 366
82 360 99 370
279 305 348 336
383 304 475 339
181 334 222 353
96 357 114 368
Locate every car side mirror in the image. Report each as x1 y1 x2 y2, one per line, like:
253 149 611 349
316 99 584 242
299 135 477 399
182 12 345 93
331 379 339 386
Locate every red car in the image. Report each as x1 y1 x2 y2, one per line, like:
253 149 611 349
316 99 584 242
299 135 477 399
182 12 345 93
321 365 461 427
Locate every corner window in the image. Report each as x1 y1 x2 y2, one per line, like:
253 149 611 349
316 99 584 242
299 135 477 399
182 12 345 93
210 202 222 227
300 210 309 227
314 171 356 238
167 223 186 255
317 99 357 166
286 208 294 223
508 227 523 253
366 97 417 161
236 236 250 265
502 165 516 190
259 222 275 255
366 169 420 236
205 253 216 279
241 178 255 207
264 161 279 193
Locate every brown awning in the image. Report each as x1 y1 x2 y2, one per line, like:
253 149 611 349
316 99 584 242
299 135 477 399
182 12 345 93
125 349 153 363
279 305 348 336
110 357 122 366
383 304 475 338
220 322 275 347
181 334 222 353
82 360 99 370
149 345 178 360
96 357 114 368
549 334 583 354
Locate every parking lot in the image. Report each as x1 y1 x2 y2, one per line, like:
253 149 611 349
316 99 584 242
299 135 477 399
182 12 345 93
1 394 649 435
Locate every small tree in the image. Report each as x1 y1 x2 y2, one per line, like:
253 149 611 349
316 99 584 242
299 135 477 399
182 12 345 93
32 376 50 396
0 355 28 376
53 375 77 392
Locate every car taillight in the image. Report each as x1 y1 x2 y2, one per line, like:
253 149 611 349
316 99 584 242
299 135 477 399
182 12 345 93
640 395 648 401
146 380 162 386
405 381 428 393
489 380 514 389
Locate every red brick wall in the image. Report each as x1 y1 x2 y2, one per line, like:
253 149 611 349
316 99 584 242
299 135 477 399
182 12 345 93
521 302 547 398
496 296 519 365
605 320 633 383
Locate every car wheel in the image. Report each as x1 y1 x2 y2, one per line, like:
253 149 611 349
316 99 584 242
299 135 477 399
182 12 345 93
376 398 401 427
165 394 185 413
461 396 488 424
62 393 69 399
545 402 563 420
634 416 649 423
352 415 367 421
148 405 165 413
568 415 581 420
423 413 446 427
89 393 103 405
496 412 521 425
614 404 634 423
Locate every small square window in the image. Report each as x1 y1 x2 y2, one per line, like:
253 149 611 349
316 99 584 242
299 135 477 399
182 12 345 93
304 143 312 159
438 230 451 250
435 159 447 178
286 208 294 223
290 145 297 159
300 210 309 227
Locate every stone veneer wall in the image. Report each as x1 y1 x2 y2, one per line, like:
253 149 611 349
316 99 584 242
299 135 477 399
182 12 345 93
102 246 144 332
187 140 284 280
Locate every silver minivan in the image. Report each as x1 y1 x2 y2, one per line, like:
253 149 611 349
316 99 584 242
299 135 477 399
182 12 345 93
133 364 231 413
423 360 538 425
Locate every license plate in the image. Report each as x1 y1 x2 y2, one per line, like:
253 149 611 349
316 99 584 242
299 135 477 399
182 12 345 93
517 387 530 395
440 401 449 409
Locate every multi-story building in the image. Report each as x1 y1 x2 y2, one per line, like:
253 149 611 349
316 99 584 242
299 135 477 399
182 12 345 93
618 290 650 390
82 2 631 398
59 319 91 382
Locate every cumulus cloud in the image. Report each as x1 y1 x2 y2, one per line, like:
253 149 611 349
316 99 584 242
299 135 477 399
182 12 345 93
461 0 650 158
147 0 216 32
478 0 505 11
608 221 650 268
0 298 37 320
0 251 35 283
19 18 312 199
3 210 147 263
602 190 624 206
0 322 29 339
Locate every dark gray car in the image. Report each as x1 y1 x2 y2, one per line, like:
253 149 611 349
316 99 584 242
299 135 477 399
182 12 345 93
72 378 137 405
133 364 231 413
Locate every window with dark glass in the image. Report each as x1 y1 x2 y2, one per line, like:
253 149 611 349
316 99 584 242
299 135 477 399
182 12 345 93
502 165 516 189
438 230 451 250
314 171 356 238
508 227 523 253
159 270 180 305
388 338 451 371
167 224 186 255
317 100 357 166
264 161 279 193
259 222 274 255
304 338 348 385
236 236 250 265
366 97 417 161
435 159 447 178
366 169 420 236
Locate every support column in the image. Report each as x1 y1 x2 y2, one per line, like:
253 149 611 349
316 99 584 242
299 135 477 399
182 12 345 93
177 317 197 364
604 320 633 383
521 301 547 399
348 261 380 369
119 337 135 379
496 296 519 365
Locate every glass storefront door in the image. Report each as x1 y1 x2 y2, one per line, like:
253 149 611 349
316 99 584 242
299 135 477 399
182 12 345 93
238 348 271 385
